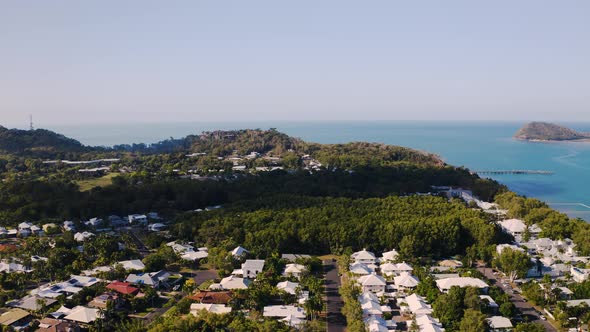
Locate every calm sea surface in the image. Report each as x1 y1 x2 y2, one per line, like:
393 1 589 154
48 121 590 221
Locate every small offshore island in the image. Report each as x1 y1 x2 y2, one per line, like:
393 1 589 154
514 121 590 142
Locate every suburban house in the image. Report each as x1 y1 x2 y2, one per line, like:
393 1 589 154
116 259 145 271
393 272 420 291
487 316 513 331
231 246 249 258
148 223 166 232
188 291 233 304
0 308 31 330
63 306 101 324
349 263 373 276
127 214 148 225
106 281 140 296
380 249 399 262
190 303 232 315
63 221 76 232
126 270 170 288
380 262 413 277
35 275 101 299
36 318 80 332
435 277 489 293
239 260 265 279
283 264 307 279
74 231 94 242
0 261 32 273
209 276 251 290
402 294 433 316
351 249 377 265
357 274 387 294
88 293 121 309
571 266 590 283
263 305 306 320
498 219 541 241
7 295 56 311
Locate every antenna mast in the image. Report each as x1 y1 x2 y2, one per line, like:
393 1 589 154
29 115 34 131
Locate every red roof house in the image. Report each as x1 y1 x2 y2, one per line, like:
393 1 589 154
106 281 140 296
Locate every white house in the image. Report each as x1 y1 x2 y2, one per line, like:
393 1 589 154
116 259 145 271
380 249 399 263
214 276 251 290
499 219 541 241
571 266 590 283
487 316 513 331
403 294 433 316
436 277 488 293
84 218 103 228
0 262 32 273
350 263 373 276
63 221 76 232
190 303 231 315
276 281 299 295
380 262 413 277
263 305 305 319
74 231 94 242
283 264 307 279
231 246 249 258
357 274 387 294
126 270 170 288
181 250 209 262
63 306 101 324
148 223 166 232
240 260 265 279
394 272 420 291
128 214 148 225
352 249 377 264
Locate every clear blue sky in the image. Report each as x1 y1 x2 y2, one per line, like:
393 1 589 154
1 1 589 127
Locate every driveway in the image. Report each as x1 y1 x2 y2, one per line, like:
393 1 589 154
193 269 219 287
323 259 346 332
478 267 557 332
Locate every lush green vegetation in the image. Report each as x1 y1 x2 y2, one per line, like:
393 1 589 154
495 192 590 255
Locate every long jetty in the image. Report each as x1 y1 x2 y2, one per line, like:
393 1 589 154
473 170 554 175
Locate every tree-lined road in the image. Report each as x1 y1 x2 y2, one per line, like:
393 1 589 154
478 267 557 332
324 259 346 332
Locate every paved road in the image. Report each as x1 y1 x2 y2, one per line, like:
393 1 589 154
323 259 346 332
193 269 219 287
478 267 557 332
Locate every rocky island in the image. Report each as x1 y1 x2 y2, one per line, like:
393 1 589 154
514 121 590 142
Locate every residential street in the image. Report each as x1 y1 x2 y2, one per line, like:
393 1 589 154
478 267 558 332
323 259 346 332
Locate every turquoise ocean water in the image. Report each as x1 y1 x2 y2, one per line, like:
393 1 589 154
48 121 590 221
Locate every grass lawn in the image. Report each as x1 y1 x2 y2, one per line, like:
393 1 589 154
76 173 118 191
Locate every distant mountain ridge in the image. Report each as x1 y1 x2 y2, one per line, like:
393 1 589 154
514 122 590 141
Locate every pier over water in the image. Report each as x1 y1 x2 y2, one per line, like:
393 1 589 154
473 170 554 175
